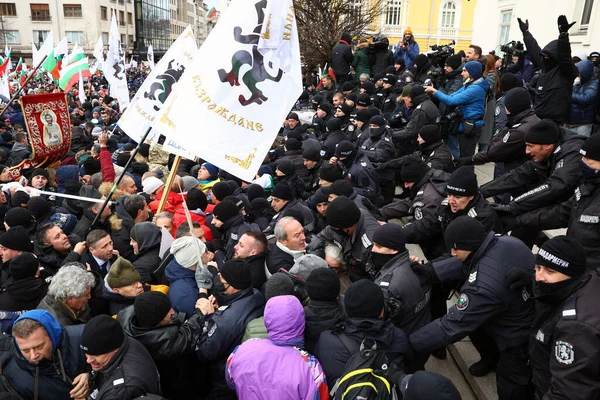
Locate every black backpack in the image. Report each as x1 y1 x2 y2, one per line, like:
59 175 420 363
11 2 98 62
331 333 396 400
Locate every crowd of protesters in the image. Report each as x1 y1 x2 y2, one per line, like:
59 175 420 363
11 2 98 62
0 12 598 400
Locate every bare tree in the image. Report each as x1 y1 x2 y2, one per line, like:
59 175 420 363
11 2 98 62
295 0 383 74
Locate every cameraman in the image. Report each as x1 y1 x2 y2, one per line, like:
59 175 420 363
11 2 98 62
518 15 579 124
437 54 464 158
425 61 488 157
507 52 534 84
413 54 441 86
394 28 420 69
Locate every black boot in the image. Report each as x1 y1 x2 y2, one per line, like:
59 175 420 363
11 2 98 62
469 360 494 377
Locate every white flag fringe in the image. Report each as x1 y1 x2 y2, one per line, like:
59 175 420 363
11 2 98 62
153 0 302 181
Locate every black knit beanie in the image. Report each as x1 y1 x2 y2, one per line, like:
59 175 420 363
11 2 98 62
444 216 486 251
213 199 240 223
9 253 39 280
504 88 531 114
326 118 342 132
80 315 125 355
319 164 343 183
372 223 406 252
580 133 600 161
326 196 361 229
212 181 232 201
307 268 340 301
246 184 266 202
302 147 322 162
446 167 478 197
27 197 51 220
524 119 560 145
0 226 33 252
31 168 49 180
536 236 587 277
220 259 253 290
419 125 442 145
271 182 294 200
344 279 384 319
134 291 172 328
401 156 427 183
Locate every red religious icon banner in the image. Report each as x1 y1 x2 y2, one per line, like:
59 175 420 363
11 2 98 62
9 93 72 178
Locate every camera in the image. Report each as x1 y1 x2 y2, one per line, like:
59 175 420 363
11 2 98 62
500 41 524 57
429 40 456 59
403 40 409 47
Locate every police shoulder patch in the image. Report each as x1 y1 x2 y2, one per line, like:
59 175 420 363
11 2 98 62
503 133 510 143
414 207 423 220
495 106 501 116
555 340 574 364
456 293 469 310
360 162 367 167
416 104 422 109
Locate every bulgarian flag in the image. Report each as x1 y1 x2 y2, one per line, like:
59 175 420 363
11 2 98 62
0 56 9 77
42 37 68 80
14 58 22 73
207 7 217 19
59 46 90 91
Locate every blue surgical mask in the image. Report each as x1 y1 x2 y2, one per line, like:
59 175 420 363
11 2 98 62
579 159 600 180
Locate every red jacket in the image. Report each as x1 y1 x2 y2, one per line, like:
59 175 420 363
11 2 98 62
99 148 115 183
149 189 185 215
172 208 213 242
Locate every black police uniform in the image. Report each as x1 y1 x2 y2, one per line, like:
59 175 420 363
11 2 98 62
361 129 396 204
529 270 600 399
338 153 383 206
392 94 440 157
410 232 535 400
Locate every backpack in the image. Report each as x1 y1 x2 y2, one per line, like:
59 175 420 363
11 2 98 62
331 333 397 400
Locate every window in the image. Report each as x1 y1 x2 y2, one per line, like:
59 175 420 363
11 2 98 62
128 34 133 45
102 32 109 44
581 0 594 28
0 3 17 16
119 10 125 25
33 30 50 43
5 30 19 44
64 4 82 18
440 1 457 28
101 6 107 20
121 33 125 44
499 10 512 46
30 4 51 21
127 12 132 24
385 0 401 25
66 31 84 44
118 0 124 4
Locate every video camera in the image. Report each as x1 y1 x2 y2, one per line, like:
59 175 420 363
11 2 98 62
500 41 524 58
428 40 456 59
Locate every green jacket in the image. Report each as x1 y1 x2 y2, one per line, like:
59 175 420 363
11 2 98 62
352 48 371 81
241 316 267 342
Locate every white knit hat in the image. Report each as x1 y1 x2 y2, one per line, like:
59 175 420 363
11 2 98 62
171 236 206 269
142 177 164 195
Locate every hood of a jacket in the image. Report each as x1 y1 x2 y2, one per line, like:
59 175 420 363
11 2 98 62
131 222 161 254
165 259 196 282
411 93 429 107
114 195 135 228
265 295 305 345
14 310 62 349
540 40 558 59
576 60 594 83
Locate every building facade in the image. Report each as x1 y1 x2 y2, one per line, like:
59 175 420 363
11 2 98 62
0 0 135 62
368 0 478 54
472 0 599 56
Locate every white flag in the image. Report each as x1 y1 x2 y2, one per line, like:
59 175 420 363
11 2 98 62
159 226 174 258
106 11 130 108
118 26 196 152
93 37 104 73
0 75 10 100
78 71 86 104
147 45 155 70
34 31 54 66
55 37 68 57
153 0 302 181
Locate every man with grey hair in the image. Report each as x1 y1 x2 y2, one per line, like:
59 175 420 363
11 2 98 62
154 211 175 238
37 264 96 326
290 254 328 280
265 216 306 277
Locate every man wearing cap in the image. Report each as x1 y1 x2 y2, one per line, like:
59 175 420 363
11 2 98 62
117 291 204 399
2 310 89 399
309 196 380 281
82 314 160 399
517 15 579 124
0 252 47 312
332 140 383 205
481 118 584 219
347 108 372 146
101 256 145 315
425 61 488 157
380 75 399 117
413 54 440 86
393 85 440 158
505 236 600 399
302 147 324 196
211 199 256 265
410 216 535 399
194 259 265 399
282 112 305 137
394 28 420 68
459 87 540 181
393 58 415 90
272 137 310 185
263 182 315 237
141 176 165 201
319 117 346 160
360 115 396 203
506 134 600 267
310 102 332 135
323 179 383 220
367 223 431 339
0 225 34 285
402 166 500 260
314 279 413 386
72 186 112 240
197 161 221 193
335 102 355 133
379 156 450 243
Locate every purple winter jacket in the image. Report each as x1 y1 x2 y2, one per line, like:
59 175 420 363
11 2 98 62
226 295 328 400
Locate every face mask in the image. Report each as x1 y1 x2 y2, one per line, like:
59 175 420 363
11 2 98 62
369 127 385 138
532 278 576 305
370 252 396 271
312 103 318 111
579 159 600 180
213 277 228 295
543 57 558 71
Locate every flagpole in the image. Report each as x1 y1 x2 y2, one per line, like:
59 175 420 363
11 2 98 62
156 155 181 214
0 55 48 117
90 126 152 228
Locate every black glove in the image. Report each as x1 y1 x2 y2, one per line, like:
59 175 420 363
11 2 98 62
491 202 514 216
410 261 438 285
517 18 529 33
504 267 534 290
558 15 576 34
455 156 473 167
500 215 519 233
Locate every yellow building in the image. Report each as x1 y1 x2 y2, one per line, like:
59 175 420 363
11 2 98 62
366 0 478 54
